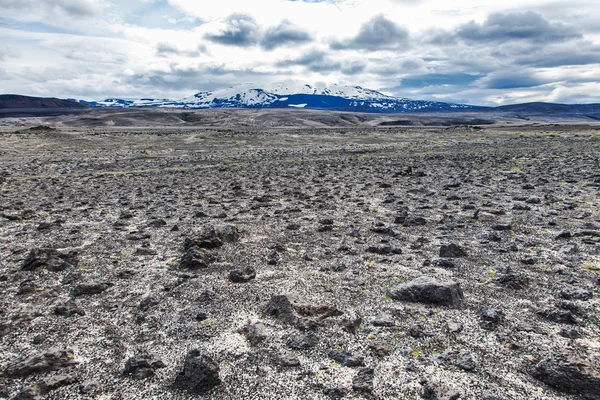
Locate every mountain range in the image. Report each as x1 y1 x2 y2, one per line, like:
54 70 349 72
75 83 481 113
1 83 599 117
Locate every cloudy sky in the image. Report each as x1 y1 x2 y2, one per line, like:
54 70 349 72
0 0 599 105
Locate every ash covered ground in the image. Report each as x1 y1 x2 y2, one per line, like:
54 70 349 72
0 121 599 400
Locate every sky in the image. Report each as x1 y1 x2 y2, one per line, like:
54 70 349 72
0 0 599 106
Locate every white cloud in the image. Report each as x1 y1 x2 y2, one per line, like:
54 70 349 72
0 0 598 105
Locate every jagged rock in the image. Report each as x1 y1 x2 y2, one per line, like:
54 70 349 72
174 350 221 393
264 295 298 325
328 350 365 367
22 248 78 271
179 246 214 270
352 367 374 393
366 245 402 255
287 333 318 350
558 288 593 300
228 266 256 283
527 354 600 398
214 224 240 243
387 276 464 307
431 349 476 371
123 354 166 379
3 348 77 377
439 244 468 258
480 308 503 330
184 226 224 249
72 282 112 297
54 300 85 317
536 308 577 324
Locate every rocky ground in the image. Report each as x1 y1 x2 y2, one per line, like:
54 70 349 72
0 122 599 399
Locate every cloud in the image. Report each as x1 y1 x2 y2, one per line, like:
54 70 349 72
456 11 581 43
276 49 341 72
397 73 482 89
260 20 312 50
475 71 549 89
330 14 409 51
204 13 261 46
156 42 207 57
0 0 103 17
341 60 367 75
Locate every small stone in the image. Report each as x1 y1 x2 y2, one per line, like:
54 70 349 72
123 354 166 379
228 266 256 283
439 244 468 258
54 300 85 317
340 316 362 335
372 313 395 327
246 323 267 345
328 350 365 367
447 321 463 333
72 282 111 297
276 354 300 367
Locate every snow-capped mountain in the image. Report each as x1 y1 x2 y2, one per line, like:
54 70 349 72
80 83 481 113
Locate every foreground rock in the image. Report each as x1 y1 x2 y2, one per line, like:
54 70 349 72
174 350 221 393
22 249 78 271
527 354 600 398
3 348 77 377
178 246 215 270
387 276 464 307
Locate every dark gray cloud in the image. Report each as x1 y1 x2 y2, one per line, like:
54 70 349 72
276 49 368 74
330 14 409 51
456 11 581 43
476 71 549 89
260 20 312 50
511 42 600 67
277 49 341 72
341 60 367 75
0 0 100 17
205 13 261 46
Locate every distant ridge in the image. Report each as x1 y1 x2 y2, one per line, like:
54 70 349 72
492 102 600 113
0 94 88 109
77 83 483 113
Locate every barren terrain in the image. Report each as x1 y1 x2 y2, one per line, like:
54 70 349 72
1 113 599 399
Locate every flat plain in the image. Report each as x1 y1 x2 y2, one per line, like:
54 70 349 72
1 112 599 399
